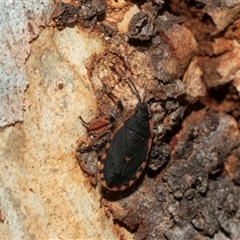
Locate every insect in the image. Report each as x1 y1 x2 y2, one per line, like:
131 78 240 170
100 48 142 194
98 77 153 191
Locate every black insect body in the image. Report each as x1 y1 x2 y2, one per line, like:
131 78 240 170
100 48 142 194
98 80 153 191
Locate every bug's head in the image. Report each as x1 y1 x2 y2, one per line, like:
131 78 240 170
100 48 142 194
136 102 151 119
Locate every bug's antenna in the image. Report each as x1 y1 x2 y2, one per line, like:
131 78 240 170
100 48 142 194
126 77 142 104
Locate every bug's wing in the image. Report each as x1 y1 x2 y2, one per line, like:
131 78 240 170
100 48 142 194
102 123 149 188
120 126 149 176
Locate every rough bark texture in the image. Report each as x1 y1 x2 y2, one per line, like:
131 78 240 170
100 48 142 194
1 0 240 239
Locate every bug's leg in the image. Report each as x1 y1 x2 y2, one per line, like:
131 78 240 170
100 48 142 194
76 115 113 189
102 83 127 120
79 116 111 132
116 99 124 111
77 116 113 150
105 92 126 120
85 124 112 149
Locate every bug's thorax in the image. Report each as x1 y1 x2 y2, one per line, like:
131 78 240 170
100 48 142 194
130 102 151 126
